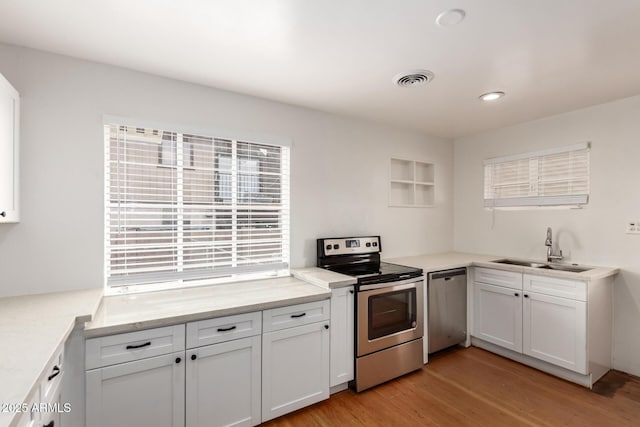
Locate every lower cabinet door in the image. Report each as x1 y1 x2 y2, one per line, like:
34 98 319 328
86 352 185 427
186 336 261 427
473 282 523 352
523 292 587 373
262 322 330 422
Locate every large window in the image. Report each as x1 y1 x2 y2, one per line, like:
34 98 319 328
105 123 290 292
484 143 590 208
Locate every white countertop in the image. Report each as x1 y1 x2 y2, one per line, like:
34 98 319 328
0 288 103 427
85 276 331 337
292 252 619 288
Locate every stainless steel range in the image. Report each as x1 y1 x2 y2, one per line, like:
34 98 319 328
317 236 424 392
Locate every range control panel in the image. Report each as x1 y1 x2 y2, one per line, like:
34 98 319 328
318 236 380 256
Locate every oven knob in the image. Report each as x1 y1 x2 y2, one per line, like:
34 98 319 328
366 242 371 247
325 244 332 250
333 244 339 249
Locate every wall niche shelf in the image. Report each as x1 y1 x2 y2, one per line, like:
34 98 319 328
389 158 434 207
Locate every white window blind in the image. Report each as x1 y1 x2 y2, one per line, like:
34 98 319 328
484 143 590 208
105 123 290 290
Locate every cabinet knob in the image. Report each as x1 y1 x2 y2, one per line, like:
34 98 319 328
524 294 529 298
175 357 181 364
324 324 329 330
0 211 5 217
191 354 197 361
349 290 354 294
43 422 54 427
514 293 519 297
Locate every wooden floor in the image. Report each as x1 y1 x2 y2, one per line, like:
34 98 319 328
263 347 640 426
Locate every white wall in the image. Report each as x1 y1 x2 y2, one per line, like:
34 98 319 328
0 44 454 297
453 95 640 376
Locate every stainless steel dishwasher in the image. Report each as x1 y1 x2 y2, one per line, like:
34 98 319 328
427 268 467 353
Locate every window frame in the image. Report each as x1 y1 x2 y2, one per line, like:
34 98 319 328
103 116 291 295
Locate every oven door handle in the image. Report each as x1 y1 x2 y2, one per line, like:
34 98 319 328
359 275 424 291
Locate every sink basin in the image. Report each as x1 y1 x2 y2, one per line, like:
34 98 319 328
538 264 593 273
492 259 548 268
491 259 593 273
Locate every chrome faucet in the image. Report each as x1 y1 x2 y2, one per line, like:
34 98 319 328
545 227 563 262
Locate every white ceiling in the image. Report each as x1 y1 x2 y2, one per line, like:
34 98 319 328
1 0 640 138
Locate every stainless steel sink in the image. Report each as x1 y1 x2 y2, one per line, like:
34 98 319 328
538 264 593 273
492 259 548 268
491 259 593 273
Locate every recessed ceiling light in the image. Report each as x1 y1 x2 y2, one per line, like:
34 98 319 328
479 91 505 101
436 9 466 27
393 70 435 87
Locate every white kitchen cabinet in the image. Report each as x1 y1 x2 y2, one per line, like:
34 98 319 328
472 267 613 387
523 291 587 373
329 286 354 389
0 72 19 223
262 303 330 422
473 282 523 352
86 352 186 427
186 336 261 427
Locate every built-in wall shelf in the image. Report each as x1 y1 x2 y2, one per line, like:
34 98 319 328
389 158 434 207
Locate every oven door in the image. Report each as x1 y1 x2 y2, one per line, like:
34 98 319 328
356 277 424 357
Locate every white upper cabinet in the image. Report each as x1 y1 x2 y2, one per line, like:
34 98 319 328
0 72 19 223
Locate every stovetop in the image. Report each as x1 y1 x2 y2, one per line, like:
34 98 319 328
317 236 423 285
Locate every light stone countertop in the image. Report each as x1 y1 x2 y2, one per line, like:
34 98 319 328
386 252 619 281
0 288 103 427
291 267 356 289
85 276 331 338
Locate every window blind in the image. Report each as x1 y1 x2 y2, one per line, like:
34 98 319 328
105 124 290 289
484 143 590 208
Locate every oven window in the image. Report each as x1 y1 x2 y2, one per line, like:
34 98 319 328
368 288 416 340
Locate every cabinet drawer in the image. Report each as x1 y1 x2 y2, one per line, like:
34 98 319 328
523 274 587 301
263 299 330 332
86 324 185 370
474 267 522 290
187 311 262 349
41 345 64 404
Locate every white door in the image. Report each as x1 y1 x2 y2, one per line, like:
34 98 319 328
523 292 587 373
86 352 185 427
186 336 261 427
262 322 330 422
473 282 523 352
330 286 354 388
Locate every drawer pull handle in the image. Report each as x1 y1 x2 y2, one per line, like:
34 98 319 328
217 326 237 332
290 313 306 318
43 421 54 427
126 341 151 350
47 366 60 381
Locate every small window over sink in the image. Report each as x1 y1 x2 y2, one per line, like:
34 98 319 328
484 142 590 208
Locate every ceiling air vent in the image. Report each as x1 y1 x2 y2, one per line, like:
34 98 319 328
393 70 434 87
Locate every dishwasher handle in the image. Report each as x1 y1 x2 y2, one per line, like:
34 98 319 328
429 268 467 281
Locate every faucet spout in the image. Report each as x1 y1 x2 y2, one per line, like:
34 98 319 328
545 227 563 262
